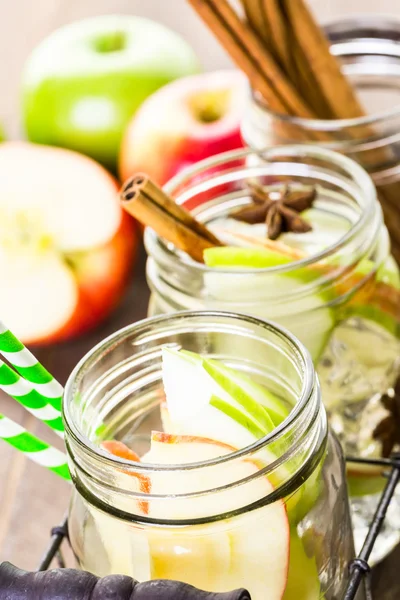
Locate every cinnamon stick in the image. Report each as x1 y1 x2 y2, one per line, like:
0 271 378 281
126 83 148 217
187 0 316 118
120 174 222 263
280 0 365 120
242 0 292 75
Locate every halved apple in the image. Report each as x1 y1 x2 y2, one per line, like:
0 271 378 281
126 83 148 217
143 431 290 599
0 142 137 344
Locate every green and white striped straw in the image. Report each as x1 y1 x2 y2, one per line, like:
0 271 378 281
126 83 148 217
0 358 64 436
0 412 70 481
0 321 64 436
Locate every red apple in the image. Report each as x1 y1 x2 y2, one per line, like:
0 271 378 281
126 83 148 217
0 142 137 345
119 70 247 186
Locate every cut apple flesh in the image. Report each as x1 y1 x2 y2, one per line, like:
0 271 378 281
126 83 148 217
88 441 151 579
142 432 290 600
0 248 78 343
0 142 120 252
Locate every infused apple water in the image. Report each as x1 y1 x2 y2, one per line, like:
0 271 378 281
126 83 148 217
144 146 400 560
64 312 356 600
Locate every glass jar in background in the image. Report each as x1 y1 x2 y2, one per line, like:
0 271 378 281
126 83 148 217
241 16 400 263
145 146 400 561
65 311 356 600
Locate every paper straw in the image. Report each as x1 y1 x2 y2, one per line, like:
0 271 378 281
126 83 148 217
0 358 64 436
0 413 70 481
0 322 63 412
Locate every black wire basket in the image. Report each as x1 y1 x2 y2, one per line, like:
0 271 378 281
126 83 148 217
37 454 400 600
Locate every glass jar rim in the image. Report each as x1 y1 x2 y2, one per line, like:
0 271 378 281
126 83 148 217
251 91 400 131
251 14 400 129
153 145 377 277
63 310 316 474
251 13 400 129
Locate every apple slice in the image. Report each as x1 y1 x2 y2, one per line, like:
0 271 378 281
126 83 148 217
101 440 151 515
203 246 335 361
200 354 289 425
162 347 277 447
144 432 289 599
0 249 78 343
282 531 320 600
87 502 151 579
204 245 293 269
88 441 151 579
161 348 301 511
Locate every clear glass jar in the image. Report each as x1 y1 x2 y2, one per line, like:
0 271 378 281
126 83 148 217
145 146 400 561
241 16 400 263
64 311 357 600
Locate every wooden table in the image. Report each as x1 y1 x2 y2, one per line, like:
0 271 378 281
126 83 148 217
0 244 399 597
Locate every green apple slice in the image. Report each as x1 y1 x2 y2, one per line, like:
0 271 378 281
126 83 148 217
339 304 398 338
204 246 293 269
203 246 335 361
201 355 289 425
182 349 289 425
282 531 321 600
162 347 277 443
161 347 304 512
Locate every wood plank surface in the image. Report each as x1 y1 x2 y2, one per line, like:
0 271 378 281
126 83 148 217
0 0 400 596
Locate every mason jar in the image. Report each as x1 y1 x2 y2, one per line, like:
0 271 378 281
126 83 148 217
64 311 356 600
241 15 400 263
145 146 400 561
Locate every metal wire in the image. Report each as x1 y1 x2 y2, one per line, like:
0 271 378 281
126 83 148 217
38 518 68 571
38 456 400 598
343 454 400 600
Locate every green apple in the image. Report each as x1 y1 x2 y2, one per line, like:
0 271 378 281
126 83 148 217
22 15 200 171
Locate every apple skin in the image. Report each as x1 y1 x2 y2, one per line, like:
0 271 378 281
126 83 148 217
22 15 200 172
101 439 151 515
48 210 137 345
119 70 247 186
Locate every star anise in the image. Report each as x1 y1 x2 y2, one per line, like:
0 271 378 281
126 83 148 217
372 378 400 457
232 182 316 240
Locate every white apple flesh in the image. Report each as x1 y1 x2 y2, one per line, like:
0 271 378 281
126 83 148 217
143 432 290 600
